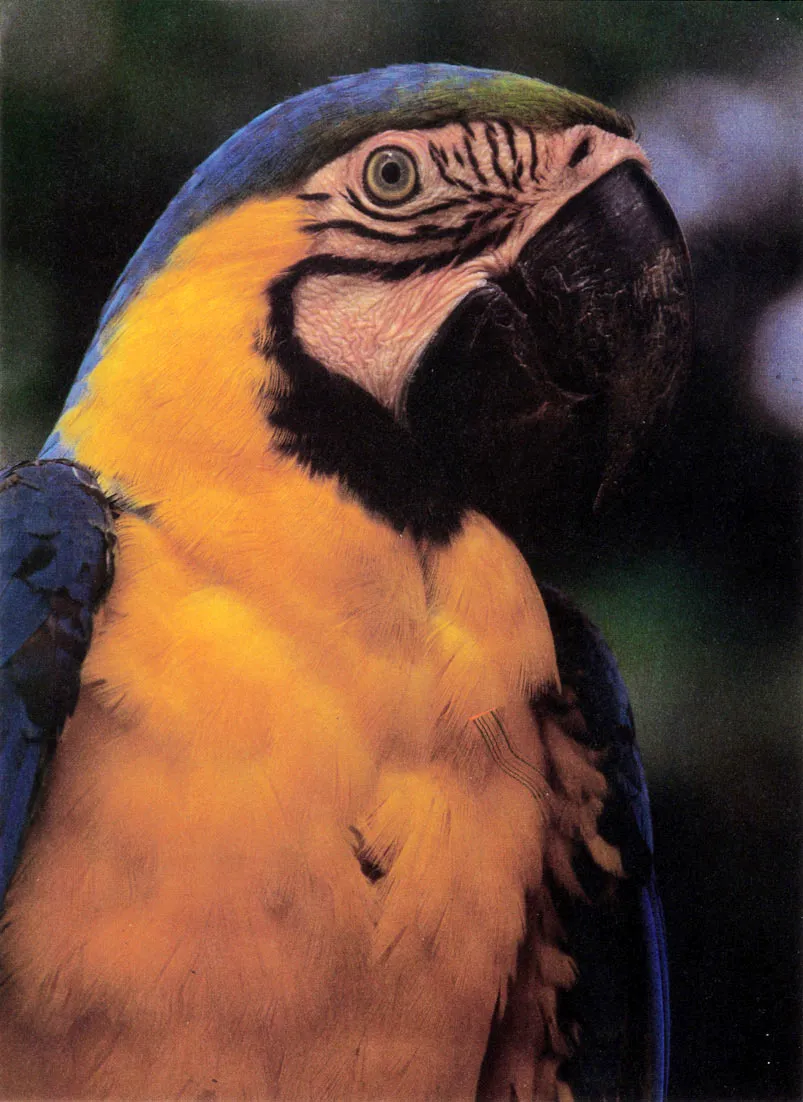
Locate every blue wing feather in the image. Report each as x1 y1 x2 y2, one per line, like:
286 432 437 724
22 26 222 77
539 583 669 1101
0 460 115 904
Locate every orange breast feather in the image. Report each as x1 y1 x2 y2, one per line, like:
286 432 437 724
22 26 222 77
0 198 606 1101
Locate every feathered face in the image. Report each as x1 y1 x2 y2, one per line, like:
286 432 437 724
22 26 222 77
263 106 691 541
293 121 650 413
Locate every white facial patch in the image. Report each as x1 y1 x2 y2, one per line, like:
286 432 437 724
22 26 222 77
291 121 649 412
293 263 489 413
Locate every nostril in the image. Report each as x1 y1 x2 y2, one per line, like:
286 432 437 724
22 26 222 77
569 137 592 168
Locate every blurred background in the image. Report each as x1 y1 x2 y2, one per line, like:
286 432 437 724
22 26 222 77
2 1 801 1097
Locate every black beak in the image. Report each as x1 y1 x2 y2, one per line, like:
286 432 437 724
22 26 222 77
500 159 694 505
407 160 693 539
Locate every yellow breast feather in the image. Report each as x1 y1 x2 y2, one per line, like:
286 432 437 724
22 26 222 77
1 194 606 1101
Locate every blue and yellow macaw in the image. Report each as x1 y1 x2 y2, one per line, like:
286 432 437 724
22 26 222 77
0 65 690 1100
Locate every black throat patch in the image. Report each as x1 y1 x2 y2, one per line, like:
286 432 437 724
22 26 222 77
261 255 468 544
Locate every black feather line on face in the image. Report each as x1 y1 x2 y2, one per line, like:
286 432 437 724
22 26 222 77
569 137 592 167
463 135 489 186
526 127 538 180
484 124 510 188
344 188 471 222
428 142 476 193
498 121 523 192
302 218 480 245
427 139 445 166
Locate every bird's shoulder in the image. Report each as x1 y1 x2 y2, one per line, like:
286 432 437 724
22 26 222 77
0 459 116 901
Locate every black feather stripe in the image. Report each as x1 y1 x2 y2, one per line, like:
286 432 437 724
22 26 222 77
526 127 539 180
429 141 476 193
463 134 489 186
302 218 479 245
484 124 510 188
568 137 592 167
499 120 523 191
345 188 471 222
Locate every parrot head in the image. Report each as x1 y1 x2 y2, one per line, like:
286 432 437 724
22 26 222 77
47 64 693 544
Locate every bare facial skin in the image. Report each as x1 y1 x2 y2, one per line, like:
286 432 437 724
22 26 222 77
294 122 649 412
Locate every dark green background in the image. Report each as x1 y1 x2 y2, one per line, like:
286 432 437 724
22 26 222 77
2 2 801 1098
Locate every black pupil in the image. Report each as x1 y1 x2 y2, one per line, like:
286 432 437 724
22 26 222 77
381 160 403 186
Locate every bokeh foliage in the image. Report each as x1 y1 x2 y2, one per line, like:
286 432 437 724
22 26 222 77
2 2 801 1098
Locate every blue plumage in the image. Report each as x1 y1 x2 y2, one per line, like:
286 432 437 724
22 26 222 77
539 585 669 1101
0 461 115 900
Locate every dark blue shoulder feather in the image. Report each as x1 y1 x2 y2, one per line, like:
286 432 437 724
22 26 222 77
539 583 669 1102
0 460 115 903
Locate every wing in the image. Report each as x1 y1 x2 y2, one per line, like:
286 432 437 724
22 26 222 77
477 584 669 1102
539 584 669 1101
0 460 115 904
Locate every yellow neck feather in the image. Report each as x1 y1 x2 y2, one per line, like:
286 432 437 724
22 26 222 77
58 196 309 508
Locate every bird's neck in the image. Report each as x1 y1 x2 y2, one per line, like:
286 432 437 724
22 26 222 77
55 194 471 545
56 196 308 512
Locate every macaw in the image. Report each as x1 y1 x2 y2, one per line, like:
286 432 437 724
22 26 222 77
0 65 691 1101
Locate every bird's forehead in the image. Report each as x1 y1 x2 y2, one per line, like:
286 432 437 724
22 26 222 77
257 64 634 194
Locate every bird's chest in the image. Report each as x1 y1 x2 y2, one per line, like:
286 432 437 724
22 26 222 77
0 499 559 1099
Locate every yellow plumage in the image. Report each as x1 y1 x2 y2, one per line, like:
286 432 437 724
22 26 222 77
0 196 607 1100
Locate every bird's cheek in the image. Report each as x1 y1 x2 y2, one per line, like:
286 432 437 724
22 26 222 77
292 267 487 412
293 275 390 394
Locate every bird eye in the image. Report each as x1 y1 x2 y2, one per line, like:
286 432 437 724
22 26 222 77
363 146 419 206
